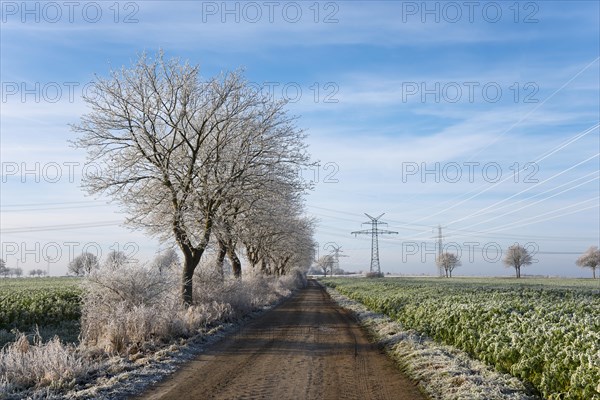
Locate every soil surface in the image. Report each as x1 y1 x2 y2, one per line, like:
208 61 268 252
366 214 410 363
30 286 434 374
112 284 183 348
136 280 426 400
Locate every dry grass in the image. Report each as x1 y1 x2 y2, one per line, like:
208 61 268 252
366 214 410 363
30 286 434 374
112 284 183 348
0 331 97 394
0 261 307 398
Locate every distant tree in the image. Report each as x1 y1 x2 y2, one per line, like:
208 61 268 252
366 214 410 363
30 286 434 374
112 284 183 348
14 267 22 278
576 246 600 279
332 266 347 275
0 259 8 278
316 255 334 277
68 252 99 276
436 252 461 278
29 269 37 277
151 248 180 274
104 250 128 270
503 244 532 278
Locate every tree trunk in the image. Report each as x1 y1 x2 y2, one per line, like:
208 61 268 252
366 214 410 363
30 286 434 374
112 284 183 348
593 267 596 279
216 240 227 281
179 244 204 306
515 265 521 279
227 248 242 278
181 252 197 306
245 245 260 269
177 215 212 306
261 259 268 274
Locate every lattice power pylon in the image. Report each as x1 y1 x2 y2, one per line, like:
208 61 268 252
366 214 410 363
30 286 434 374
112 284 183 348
352 213 398 275
431 224 446 277
329 244 348 274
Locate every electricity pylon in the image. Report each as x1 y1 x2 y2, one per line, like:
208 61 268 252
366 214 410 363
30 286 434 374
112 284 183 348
329 244 348 274
352 213 398 275
431 225 445 277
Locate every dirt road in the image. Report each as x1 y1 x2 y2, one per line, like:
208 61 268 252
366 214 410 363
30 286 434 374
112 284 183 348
137 280 426 400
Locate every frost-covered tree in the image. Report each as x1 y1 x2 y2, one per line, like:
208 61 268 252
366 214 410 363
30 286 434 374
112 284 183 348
576 246 600 279
0 259 8 278
269 217 315 276
208 100 312 278
239 192 314 277
73 51 312 304
151 248 180 274
503 244 532 279
28 269 46 277
68 252 99 276
436 252 461 278
104 250 128 270
317 255 335 277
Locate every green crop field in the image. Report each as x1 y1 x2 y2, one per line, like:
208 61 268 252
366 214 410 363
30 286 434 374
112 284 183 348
0 277 82 346
322 277 600 400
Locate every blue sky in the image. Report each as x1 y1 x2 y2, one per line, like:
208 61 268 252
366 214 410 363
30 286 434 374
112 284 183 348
1 1 599 277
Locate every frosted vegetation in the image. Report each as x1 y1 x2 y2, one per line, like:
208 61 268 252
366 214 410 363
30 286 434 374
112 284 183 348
2 52 316 398
323 277 600 400
0 262 307 398
71 51 316 305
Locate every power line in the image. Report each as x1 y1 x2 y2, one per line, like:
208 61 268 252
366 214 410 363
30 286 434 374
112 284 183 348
1 220 123 234
476 198 599 234
1 204 110 212
441 227 597 242
446 153 599 226
459 170 599 220
455 174 599 231
403 123 599 226
466 57 599 160
316 219 598 244
0 200 107 208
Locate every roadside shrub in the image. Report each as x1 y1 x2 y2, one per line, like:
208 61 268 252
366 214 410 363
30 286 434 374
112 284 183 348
1 259 308 397
80 263 190 353
193 260 253 315
0 332 95 392
80 261 306 354
279 267 308 290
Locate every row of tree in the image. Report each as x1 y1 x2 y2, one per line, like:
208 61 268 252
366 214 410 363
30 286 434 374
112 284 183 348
72 52 316 304
436 244 600 278
0 260 49 278
2 243 598 280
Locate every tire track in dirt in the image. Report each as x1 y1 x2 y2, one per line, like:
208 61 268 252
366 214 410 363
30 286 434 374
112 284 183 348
136 280 426 400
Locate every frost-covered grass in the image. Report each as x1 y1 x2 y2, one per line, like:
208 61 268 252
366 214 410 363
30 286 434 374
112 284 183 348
325 285 540 400
0 264 307 399
322 277 600 400
0 331 97 395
